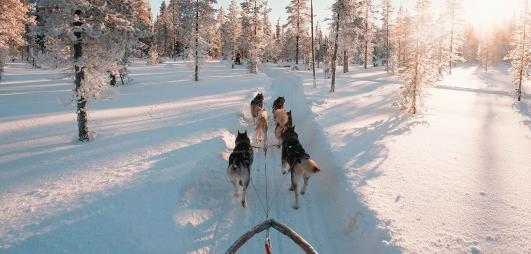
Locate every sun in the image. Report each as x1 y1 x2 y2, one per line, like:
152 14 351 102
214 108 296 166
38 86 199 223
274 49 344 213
463 0 520 30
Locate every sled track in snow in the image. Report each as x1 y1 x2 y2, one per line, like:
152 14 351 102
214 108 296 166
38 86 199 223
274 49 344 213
173 65 398 253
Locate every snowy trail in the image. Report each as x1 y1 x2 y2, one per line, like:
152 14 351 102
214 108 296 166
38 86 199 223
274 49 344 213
172 66 397 253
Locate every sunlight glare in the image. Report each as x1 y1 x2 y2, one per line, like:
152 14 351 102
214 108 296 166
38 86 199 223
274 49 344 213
463 0 520 30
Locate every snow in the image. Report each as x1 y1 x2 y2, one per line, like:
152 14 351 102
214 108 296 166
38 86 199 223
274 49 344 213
297 65 531 253
1 61 530 253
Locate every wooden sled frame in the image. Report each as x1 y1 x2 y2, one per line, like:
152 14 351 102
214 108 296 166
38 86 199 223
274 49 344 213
225 219 318 254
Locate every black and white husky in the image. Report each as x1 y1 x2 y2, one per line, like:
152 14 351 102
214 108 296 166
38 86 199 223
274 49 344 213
227 131 254 208
281 126 321 209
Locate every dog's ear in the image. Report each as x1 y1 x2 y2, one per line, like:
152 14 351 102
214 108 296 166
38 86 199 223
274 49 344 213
244 130 247 134
237 130 241 135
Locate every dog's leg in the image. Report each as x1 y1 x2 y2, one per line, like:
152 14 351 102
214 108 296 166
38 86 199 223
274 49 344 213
301 175 309 195
232 180 239 197
291 171 300 209
241 171 250 208
241 182 247 208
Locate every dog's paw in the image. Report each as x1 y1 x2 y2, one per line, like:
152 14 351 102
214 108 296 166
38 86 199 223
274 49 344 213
282 170 287 175
289 186 294 191
300 190 305 195
241 200 247 208
234 192 240 197
292 204 299 210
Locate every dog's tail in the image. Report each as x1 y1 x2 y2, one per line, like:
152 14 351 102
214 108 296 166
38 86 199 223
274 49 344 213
307 159 321 173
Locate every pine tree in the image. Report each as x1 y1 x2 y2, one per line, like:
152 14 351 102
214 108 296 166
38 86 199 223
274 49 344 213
36 0 147 141
381 0 394 72
361 0 375 69
190 0 217 81
399 0 440 114
330 0 344 92
240 0 266 73
222 0 241 66
393 6 410 67
477 29 494 72
507 0 531 101
442 0 465 74
285 0 311 65
214 7 226 59
273 19 284 63
0 0 32 82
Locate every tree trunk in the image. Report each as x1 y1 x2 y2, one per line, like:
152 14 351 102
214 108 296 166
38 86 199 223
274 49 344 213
194 0 199 81
296 0 300 65
449 5 455 74
385 1 390 71
517 0 528 102
0 58 4 83
74 11 89 142
331 5 340 93
311 0 316 88
364 5 369 69
343 50 348 73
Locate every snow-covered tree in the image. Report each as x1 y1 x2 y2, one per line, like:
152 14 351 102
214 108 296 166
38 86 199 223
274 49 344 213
477 29 494 72
190 0 217 81
393 6 412 68
240 0 266 73
154 1 173 58
0 0 32 82
335 0 360 73
399 0 440 114
330 0 345 92
272 19 285 63
36 0 148 141
213 7 226 59
222 0 241 66
381 0 394 72
506 0 531 101
361 0 376 69
441 0 465 74
284 0 310 64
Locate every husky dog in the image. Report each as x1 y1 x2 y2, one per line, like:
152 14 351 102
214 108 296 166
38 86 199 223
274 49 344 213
227 131 254 208
273 109 288 145
272 96 285 114
281 126 321 209
286 110 293 128
250 93 264 126
255 110 268 145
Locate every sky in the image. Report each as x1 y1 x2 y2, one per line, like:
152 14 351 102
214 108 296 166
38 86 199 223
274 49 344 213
148 0 520 31
148 0 420 27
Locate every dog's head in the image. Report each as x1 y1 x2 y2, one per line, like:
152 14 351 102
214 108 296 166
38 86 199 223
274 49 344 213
236 130 251 145
281 125 298 140
286 110 293 126
255 93 264 101
274 96 285 105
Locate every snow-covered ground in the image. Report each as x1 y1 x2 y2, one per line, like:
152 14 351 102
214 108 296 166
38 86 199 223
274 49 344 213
298 65 531 253
0 61 529 253
0 61 396 253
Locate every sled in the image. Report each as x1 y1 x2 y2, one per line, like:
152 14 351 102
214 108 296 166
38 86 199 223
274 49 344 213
225 219 318 254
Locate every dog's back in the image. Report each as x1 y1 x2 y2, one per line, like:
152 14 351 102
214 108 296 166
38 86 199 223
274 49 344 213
250 93 264 118
273 108 288 126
